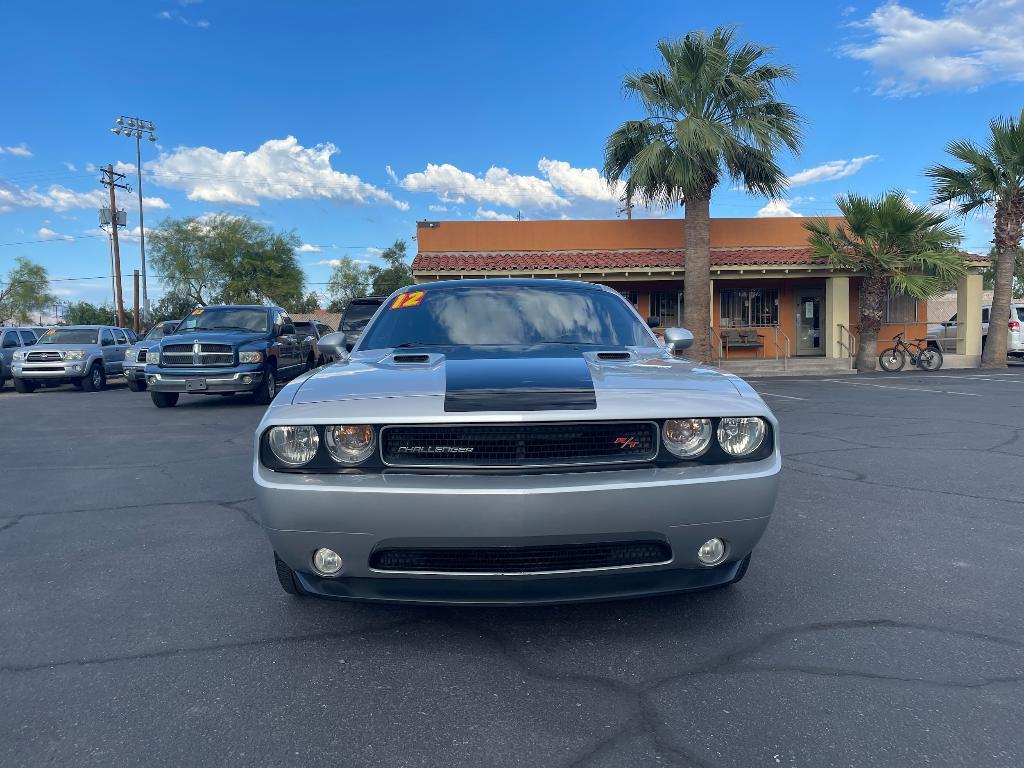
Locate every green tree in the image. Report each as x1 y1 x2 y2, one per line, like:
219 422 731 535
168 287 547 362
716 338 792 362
151 292 200 321
805 192 967 372
367 240 413 296
603 27 802 359
64 301 115 326
0 256 55 324
149 214 306 309
325 257 371 313
928 110 1024 367
292 291 322 313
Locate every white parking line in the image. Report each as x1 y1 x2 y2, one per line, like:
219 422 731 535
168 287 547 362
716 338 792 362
757 392 807 401
821 379 982 396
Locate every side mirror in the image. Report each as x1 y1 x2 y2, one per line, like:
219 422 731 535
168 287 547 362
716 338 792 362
663 327 694 352
646 316 660 328
316 331 348 360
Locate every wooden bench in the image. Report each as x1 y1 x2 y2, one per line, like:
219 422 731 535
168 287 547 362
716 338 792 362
722 329 766 358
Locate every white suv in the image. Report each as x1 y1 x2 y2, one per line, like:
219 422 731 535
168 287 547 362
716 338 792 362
929 303 1024 357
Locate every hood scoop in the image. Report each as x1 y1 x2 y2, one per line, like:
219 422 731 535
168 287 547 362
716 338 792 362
393 353 430 364
596 351 632 361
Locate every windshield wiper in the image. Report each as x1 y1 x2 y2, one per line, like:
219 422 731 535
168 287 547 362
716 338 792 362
207 325 262 332
394 341 438 348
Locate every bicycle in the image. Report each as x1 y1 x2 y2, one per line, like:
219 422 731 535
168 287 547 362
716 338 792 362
878 332 943 372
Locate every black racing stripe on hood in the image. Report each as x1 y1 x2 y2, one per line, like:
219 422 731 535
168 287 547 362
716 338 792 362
444 356 597 412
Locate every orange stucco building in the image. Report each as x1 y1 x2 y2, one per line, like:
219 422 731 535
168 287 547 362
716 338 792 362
411 217 987 364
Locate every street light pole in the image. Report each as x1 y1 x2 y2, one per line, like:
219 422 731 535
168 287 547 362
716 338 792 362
111 116 157 324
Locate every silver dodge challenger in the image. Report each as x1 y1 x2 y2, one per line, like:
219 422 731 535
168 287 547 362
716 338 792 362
253 279 780 605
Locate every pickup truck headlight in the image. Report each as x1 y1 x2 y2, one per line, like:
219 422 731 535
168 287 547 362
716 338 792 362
662 418 713 458
324 425 376 465
267 425 320 466
13 350 26 361
124 349 137 361
239 350 263 363
148 348 160 364
716 417 767 457
64 350 86 361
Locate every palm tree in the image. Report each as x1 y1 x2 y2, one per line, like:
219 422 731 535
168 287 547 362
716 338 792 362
927 111 1024 368
603 27 802 360
804 192 966 372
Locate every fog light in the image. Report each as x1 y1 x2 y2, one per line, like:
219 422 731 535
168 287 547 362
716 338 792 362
147 376 156 384
697 538 726 566
313 548 343 576
242 375 253 384
72 364 82 372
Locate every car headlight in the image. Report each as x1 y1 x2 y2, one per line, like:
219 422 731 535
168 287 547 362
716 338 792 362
662 418 713 458
267 425 320 466
716 417 767 457
13 350 26 360
148 348 160 364
124 349 137 361
239 350 263 363
324 425 376 465
64 350 86 361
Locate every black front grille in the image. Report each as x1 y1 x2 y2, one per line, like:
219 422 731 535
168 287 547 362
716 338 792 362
159 343 234 367
370 540 672 573
381 422 658 468
27 351 62 362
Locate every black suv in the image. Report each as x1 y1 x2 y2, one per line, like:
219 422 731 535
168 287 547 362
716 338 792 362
145 305 314 407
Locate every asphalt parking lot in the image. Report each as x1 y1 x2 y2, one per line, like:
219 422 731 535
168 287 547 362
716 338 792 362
2 369 1024 768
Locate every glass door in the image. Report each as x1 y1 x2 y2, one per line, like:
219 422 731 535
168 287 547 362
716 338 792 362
795 289 824 356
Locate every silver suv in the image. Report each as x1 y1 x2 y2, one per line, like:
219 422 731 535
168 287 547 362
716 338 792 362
12 325 131 392
929 303 1024 356
0 327 42 390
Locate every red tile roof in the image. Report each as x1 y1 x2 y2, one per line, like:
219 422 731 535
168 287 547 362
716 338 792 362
412 247 820 273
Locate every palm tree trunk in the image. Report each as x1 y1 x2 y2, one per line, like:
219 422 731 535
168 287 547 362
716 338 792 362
682 196 712 361
855 272 887 372
981 204 1022 368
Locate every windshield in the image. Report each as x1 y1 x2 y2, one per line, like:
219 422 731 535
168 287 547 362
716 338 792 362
342 302 381 331
293 321 314 335
40 329 99 345
143 322 177 341
358 285 655 351
175 308 268 334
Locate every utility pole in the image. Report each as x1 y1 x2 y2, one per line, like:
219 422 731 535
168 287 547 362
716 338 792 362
133 270 140 334
100 164 130 328
111 117 157 324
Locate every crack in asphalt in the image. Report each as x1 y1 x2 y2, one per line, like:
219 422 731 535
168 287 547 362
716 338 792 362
219 498 261 527
0 496 258 522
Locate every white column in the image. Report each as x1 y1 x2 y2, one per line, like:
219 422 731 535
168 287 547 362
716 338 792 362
956 272 983 356
824 276 850 358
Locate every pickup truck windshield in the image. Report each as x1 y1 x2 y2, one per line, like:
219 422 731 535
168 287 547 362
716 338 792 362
143 323 177 341
40 329 99 344
358 285 655 350
176 308 268 333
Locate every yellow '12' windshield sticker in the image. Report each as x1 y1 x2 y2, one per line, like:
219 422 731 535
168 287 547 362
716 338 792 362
191 308 204 315
391 291 425 309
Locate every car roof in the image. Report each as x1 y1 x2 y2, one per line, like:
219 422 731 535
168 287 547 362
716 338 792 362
197 304 273 311
392 278 614 294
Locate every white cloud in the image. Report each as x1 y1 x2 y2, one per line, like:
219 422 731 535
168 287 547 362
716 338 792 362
64 162 77 172
428 204 448 212
401 163 568 209
757 200 802 218
297 243 322 253
317 258 370 268
0 179 107 213
787 155 878 187
38 227 73 241
536 158 624 202
843 0 1024 95
0 144 32 157
385 164 399 183
146 136 408 209
475 207 518 221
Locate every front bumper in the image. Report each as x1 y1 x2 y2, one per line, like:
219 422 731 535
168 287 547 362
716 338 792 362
146 365 264 394
12 361 92 380
255 456 780 605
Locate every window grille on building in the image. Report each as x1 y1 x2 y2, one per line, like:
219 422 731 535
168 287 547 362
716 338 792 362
619 290 639 307
650 291 681 326
885 291 918 322
720 288 779 327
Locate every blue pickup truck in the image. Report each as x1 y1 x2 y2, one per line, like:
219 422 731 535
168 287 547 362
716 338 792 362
144 305 314 408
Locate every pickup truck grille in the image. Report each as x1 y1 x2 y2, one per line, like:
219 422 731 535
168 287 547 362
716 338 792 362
26 351 63 362
380 421 658 468
370 540 672 573
160 343 234 367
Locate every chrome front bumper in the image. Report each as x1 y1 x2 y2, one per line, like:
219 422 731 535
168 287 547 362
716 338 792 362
254 455 781 604
146 367 264 394
13 362 91 380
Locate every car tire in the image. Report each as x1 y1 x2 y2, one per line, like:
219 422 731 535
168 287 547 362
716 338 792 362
151 391 179 408
252 365 277 405
126 376 144 392
274 553 306 596
14 378 35 393
80 363 105 392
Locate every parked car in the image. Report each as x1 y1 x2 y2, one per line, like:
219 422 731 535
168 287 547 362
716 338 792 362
0 327 41 390
928 303 1024 356
339 296 385 350
11 325 132 392
123 319 181 392
255 279 780 604
293 318 336 366
145 305 314 408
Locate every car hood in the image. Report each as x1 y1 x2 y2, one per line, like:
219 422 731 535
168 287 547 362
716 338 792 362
160 330 265 347
278 347 768 422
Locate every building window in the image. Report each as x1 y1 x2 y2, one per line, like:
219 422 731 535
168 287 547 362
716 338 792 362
720 288 779 327
885 291 918 323
650 291 680 326
619 290 638 307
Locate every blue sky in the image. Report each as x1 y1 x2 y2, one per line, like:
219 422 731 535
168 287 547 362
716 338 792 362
1 0 1021 308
